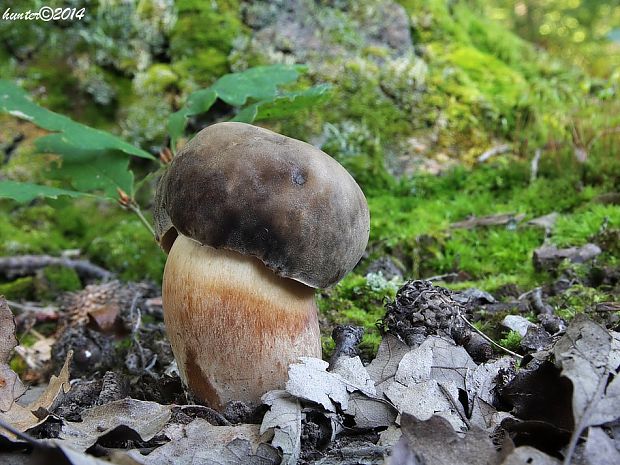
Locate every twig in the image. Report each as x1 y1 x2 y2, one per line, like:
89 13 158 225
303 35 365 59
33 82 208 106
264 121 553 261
477 144 511 163
127 202 156 238
450 212 525 230
6 300 58 315
328 325 364 369
425 272 460 282
530 148 541 183
128 292 158 378
458 312 523 361
0 255 113 281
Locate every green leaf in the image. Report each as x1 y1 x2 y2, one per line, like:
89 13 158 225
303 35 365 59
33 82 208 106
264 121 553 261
232 84 332 123
0 180 89 203
36 134 134 199
168 89 217 151
212 64 306 106
168 64 307 151
0 80 155 160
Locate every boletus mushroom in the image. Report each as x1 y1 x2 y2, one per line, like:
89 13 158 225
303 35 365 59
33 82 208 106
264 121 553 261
153 122 369 410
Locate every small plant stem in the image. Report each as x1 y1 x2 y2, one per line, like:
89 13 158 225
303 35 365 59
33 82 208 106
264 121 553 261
129 202 156 238
459 312 524 361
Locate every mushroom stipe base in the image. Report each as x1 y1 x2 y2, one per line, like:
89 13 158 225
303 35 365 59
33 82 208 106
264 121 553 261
162 234 322 410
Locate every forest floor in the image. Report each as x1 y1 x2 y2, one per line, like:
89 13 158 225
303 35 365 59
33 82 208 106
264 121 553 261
1 148 619 464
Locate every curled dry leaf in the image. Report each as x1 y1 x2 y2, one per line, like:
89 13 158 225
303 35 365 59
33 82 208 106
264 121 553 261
286 357 348 411
59 399 172 451
128 419 280 465
260 390 302 465
329 356 376 397
582 427 620 465
1 351 72 433
1 297 73 436
552 315 620 463
0 298 27 413
388 414 501 465
385 379 467 431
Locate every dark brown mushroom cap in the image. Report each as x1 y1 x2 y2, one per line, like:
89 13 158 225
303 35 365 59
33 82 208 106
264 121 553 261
154 122 370 288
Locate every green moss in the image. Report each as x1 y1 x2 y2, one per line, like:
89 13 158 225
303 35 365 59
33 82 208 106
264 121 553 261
135 65 178 93
0 277 35 301
0 202 87 256
499 330 522 352
0 199 165 283
10 356 26 376
549 284 613 321
170 0 243 84
552 205 620 247
86 218 166 283
318 272 399 358
35 265 82 301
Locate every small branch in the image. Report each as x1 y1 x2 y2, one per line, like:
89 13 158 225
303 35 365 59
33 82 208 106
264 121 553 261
477 144 511 163
328 325 364 369
450 212 525 230
530 148 541 183
0 255 113 281
6 300 58 315
425 272 461 282
128 202 156 238
458 312 523 361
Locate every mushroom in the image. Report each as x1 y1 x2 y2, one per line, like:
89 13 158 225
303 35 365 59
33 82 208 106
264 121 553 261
154 122 369 410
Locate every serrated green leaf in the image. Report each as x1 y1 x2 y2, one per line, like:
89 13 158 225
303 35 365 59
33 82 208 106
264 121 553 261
232 84 332 123
37 134 134 199
212 64 306 106
168 88 217 151
0 180 89 203
168 65 308 151
0 80 154 160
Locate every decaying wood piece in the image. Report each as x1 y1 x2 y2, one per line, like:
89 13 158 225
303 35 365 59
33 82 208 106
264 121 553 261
0 255 113 281
450 213 525 230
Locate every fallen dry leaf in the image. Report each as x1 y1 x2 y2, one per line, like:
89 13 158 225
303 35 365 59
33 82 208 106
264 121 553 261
0 298 27 413
285 357 349 412
345 392 397 429
500 446 561 465
260 390 301 465
582 427 620 465
329 356 376 397
1 351 72 433
553 316 620 462
59 399 172 451
366 334 409 397
129 419 279 465
29 349 72 414
384 379 467 431
388 414 501 465
13 335 54 371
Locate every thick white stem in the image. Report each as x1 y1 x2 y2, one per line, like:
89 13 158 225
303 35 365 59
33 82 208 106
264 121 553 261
162 234 322 410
